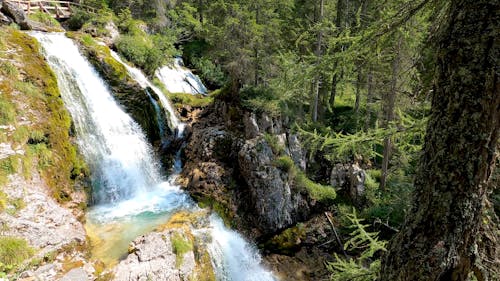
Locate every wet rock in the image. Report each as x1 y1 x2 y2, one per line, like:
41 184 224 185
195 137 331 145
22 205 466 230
330 163 366 205
238 137 310 234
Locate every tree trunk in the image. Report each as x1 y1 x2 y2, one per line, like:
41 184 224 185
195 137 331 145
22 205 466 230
380 1 499 280
379 35 401 191
312 0 324 122
364 70 374 130
354 67 362 113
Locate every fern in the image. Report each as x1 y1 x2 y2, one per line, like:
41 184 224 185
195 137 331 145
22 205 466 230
327 209 387 281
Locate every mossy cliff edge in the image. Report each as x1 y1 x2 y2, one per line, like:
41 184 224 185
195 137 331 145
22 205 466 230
0 26 91 279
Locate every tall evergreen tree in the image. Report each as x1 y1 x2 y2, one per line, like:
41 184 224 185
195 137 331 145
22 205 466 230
380 0 499 280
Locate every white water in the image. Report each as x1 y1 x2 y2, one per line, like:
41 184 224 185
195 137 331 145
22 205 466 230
156 57 208 95
32 32 274 280
110 51 186 135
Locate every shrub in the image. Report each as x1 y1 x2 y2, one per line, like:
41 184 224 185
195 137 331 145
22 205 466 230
264 133 284 155
0 237 34 273
115 35 169 75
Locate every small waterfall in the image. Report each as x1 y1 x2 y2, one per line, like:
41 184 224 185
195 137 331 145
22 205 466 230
32 32 275 280
156 57 208 95
109 51 185 137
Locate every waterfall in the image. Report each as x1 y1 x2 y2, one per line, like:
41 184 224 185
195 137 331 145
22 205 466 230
32 32 275 280
156 57 208 95
109 51 186 136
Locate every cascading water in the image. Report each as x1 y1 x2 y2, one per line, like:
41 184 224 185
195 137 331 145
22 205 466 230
156 57 208 95
32 32 275 281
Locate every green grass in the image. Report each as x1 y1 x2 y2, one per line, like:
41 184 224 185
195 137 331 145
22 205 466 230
0 99 16 125
0 236 34 273
264 133 285 155
171 233 193 268
28 11 62 30
168 92 213 108
0 62 18 78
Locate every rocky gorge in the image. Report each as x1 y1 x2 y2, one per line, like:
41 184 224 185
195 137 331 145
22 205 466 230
0 3 373 281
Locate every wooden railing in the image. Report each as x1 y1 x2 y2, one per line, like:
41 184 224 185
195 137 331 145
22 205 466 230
7 0 95 19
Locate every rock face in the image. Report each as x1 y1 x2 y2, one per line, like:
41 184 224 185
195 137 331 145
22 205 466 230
113 229 198 281
0 10 11 25
0 173 86 257
181 101 310 236
330 163 366 205
238 137 310 233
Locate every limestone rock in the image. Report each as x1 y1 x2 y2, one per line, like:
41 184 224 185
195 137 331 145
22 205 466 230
0 173 86 257
287 134 306 171
113 229 196 281
243 112 260 139
238 137 310 234
330 163 366 205
59 268 88 281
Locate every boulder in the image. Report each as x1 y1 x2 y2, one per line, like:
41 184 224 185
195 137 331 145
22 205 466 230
1 1 30 30
0 10 11 25
330 163 366 205
238 137 310 234
59 268 88 281
113 229 197 281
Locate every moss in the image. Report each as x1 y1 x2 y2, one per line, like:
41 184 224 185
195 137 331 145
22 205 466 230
0 237 34 273
168 92 213 108
295 170 336 203
193 249 216 281
263 224 306 255
28 12 63 32
197 197 234 227
171 232 193 268
0 26 89 203
273 155 295 172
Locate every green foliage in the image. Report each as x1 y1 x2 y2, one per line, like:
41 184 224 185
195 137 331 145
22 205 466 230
273 156 295 172
240 86 281 117
0 237 34 273
295 171 336 203
0 61 18 78
191 57 227 89
0 99 16 125
263 133 284 155
327 209 386 281
28 12 62 30
171 233 193 267
168 93 213 108
263 224 306 255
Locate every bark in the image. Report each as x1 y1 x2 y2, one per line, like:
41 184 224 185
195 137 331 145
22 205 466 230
312 0 324 122
379 36 401 191
380 1 499 280
364 71 374 130
354 68 362 113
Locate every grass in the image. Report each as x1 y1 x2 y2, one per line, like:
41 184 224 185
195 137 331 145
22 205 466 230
168 92 213 108
171 232 193 268
0 237 34 273
0 99 16 125
264 133 285 155
28 12 62 31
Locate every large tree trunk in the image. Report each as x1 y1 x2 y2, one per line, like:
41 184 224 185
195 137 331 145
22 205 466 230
380 1 499 280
